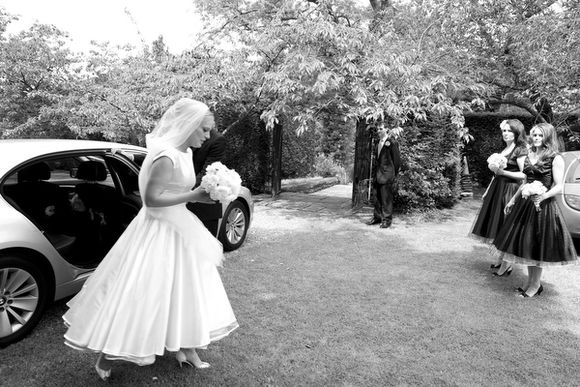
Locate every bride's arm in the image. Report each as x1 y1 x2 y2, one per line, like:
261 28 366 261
143 157 211 207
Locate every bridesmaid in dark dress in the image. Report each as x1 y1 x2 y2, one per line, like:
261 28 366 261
493 123 578 297
470 119 527 274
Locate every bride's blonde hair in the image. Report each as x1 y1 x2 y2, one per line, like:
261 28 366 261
146 98 212 154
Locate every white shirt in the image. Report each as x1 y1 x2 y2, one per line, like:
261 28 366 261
378 138 388 155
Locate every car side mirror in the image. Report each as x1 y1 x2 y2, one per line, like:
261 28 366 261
70 168 78 178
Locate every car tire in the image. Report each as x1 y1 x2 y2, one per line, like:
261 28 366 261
219 200 249 252
0 255 51 347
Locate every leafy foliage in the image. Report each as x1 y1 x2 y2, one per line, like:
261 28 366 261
192 0 481 135
0 21 79 137
1 1 579 206
313 153 348 183
219 110 270 193
282 126 321 178
395 115 462 211
412 0 580 124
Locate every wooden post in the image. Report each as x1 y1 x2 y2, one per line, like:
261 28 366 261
352 119 373 208
271 121 283 197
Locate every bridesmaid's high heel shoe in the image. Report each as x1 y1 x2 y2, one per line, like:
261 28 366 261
176 349 211 369
519 284 543 298
492 266 512 277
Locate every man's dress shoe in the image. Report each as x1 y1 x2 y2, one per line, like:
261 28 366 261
366 218 381 225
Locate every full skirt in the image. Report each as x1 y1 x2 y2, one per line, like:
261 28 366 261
63 204 238 365
470 176 520 243
492 197 578 266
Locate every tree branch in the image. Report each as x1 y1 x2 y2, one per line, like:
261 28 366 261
488 96 545 122
19 71 33 92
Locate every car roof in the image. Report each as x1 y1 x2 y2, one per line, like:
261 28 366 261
0 139 146 176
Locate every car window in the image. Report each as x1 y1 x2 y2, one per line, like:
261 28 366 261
46 158 83 184
114 149 146 167
107 156 140 196
1 154 116 235
2 155 115 191
76 156 115 188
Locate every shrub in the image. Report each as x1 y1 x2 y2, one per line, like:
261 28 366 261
318 115 355 179
313 153 349 183
394 116 462 211
217 109 270 193
281 127 321 178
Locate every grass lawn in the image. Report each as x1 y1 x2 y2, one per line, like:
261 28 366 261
1 192 579 386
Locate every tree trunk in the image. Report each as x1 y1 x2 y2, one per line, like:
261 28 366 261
352 119 373 208
369 0 392 12
271 121 283 197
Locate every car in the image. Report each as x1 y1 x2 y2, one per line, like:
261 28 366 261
0 139 253 346
556 150 580 241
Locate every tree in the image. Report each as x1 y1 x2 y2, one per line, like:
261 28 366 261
406 0 580 125
192 0 483 198
0 13 79 138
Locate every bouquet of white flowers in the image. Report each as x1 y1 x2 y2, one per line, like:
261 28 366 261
521 181 548 212
200 162 242 203
487 153 508 170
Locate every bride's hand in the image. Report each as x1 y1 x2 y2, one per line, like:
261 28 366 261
188 186 216 204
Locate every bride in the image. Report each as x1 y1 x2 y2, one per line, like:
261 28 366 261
63 98 238 380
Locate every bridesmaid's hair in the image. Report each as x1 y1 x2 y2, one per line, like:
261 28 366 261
530 123 559 162
502 119 527 148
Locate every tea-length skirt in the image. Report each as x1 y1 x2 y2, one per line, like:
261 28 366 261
492 197 577 266
63 204 238 366
470 175 520 243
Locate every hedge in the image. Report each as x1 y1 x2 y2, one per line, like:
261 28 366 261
394 116 462 211
217 109 270 193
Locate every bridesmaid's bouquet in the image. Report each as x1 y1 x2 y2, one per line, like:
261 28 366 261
200 162 242 203
487 153 508 170
521 181 548 212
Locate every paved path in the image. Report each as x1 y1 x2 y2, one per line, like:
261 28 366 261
254 184 369 216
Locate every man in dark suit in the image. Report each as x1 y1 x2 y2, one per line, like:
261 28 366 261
366 125 401 229
187 128 227 235
192 128 227 186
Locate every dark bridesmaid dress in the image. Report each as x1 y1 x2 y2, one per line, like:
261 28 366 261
492 154 578 266
471 145 528 243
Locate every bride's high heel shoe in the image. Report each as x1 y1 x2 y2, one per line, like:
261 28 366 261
95 355 112 381
176 349 211 369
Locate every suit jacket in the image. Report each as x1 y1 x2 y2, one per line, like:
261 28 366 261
192 129 227 187
375 139 401 185
188 129 227 221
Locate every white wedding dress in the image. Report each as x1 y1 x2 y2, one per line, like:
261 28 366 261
63 147 238 365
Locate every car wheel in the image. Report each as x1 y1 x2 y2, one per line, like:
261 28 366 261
0 255 51 347
219 200 249 251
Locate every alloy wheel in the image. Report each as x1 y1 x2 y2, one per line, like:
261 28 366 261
0 267 39 339
225 207 246 245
